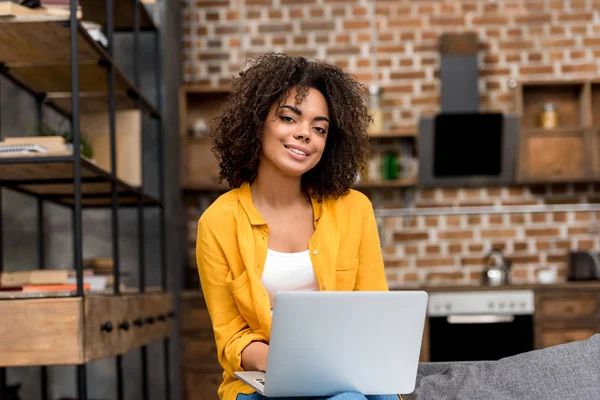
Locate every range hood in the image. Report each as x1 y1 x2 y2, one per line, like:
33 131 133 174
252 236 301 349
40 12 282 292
418 32 519 188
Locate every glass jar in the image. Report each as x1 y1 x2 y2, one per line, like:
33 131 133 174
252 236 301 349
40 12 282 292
367 85 384 135
540 102 558 129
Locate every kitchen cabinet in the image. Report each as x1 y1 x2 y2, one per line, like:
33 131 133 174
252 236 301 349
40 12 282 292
513 80 600 183
534 287 600 350
180 284 600 399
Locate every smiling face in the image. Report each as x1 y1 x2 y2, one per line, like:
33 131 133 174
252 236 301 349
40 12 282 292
258 86 330 179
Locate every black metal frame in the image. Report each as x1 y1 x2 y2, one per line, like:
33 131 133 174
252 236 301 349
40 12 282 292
0 1 170 399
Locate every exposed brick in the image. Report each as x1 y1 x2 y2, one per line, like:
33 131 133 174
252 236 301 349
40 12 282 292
394 232 429 242
520 65 554 75
446 215 462 227
514 242 529 251
430 16 465 27
526 228 561 237
562 64 599 74
558 12 594 22
426 271 464 282
462 256 485 266
568 227 590 235
515 14 552 25
304 21 339 33
543 38 577 48
327 47 361 55
404 245 419 255
388 18 424 29
448 243 462 254
385 259 410 268
499 40 534 50
425 245 441 254
481 229 517 238
416 257 456 268
472 15 508 25
510 215 526 224
438 231 474 240
424 216 439 228
578 239 595 250
547 254 567 263
258 23 292 34
583 38 600 47
556 240 571 250
468 216 482 225
390 71 427 80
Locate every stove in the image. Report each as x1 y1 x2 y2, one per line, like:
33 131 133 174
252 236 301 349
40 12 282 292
428 290 535 362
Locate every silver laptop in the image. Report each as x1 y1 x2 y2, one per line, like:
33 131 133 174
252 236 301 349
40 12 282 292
235 291 428 397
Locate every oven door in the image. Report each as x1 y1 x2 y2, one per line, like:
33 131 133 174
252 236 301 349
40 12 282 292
429 313 534 362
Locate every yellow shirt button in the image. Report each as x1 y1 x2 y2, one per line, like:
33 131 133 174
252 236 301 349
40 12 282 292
313 250 319 255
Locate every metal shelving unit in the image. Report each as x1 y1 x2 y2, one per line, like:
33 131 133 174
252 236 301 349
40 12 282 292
0 1 171 400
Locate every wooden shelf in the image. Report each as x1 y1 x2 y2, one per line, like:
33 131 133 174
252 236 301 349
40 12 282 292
368 127 417 139
0 292 173 367
522 127 587 136
0 155 159 208
79 0 157 31
0 20 158 118
354 177 417 189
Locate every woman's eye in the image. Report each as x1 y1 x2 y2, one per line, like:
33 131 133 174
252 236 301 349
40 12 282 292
314 127 327 134
279 116 294 123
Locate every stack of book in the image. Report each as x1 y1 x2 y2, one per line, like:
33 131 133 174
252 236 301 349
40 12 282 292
0 258 124 298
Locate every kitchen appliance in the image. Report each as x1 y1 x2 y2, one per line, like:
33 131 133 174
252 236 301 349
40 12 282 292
482 249 512 286
568 251 600 281
418 32 519 187
428 290 534 362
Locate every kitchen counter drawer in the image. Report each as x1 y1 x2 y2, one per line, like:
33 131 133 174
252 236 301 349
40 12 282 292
535 292 600 319
536 322 600 349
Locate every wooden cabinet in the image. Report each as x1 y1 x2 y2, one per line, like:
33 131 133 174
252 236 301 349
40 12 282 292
179 86 231 190
534 288 600 350
180 291 221 400
0 293 173 367
514 80 600 183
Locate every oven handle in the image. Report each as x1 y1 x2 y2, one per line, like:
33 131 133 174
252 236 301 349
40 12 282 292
447 314 516 324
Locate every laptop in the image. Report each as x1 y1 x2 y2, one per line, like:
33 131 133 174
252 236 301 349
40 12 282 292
234 291 428 397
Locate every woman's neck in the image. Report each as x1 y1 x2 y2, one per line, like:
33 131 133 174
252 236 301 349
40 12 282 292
251 164 308 209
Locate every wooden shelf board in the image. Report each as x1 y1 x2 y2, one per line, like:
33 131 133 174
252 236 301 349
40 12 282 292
0 20 158 118
183 84 232 95
523 127 587 135
368 127 417 139
0 155 159 207
79 0 157 31
354 177 418 189
0 293 172 367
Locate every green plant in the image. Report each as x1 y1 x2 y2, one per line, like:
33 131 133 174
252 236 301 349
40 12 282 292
31 123 94 158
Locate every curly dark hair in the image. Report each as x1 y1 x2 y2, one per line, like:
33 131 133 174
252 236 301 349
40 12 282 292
211 53 372 201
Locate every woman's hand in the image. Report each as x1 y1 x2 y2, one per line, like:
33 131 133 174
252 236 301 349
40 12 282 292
241 341 269 371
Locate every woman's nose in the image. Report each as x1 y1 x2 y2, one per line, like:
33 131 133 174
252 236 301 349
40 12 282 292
293 126 311 143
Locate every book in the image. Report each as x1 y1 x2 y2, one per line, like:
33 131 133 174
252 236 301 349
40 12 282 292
0 269 70 286
0 283 91 292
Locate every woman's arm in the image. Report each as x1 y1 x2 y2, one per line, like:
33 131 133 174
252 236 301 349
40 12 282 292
354 195 389 291
196 217 268 375
241 341 269 371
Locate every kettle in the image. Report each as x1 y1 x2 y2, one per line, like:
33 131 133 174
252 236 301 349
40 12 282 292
482 249 511 286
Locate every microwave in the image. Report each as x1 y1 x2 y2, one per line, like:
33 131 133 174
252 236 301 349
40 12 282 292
568 251 600 281
418 112 520 187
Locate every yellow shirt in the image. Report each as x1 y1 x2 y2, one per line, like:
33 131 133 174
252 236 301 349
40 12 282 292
196 182 388 400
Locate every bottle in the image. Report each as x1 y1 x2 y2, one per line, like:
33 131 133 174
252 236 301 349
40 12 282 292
540 103 558 129
381 151 399 181
367 85 384 135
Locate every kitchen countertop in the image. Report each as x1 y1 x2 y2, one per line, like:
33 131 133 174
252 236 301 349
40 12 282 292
390 281 600 292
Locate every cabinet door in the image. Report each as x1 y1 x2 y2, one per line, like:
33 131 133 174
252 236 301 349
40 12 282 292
536 324 599 349
518 131 590 182
593 130 600 176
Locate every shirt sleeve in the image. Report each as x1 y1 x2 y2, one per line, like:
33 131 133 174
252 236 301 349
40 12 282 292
354 196 389 291
196 218 267 375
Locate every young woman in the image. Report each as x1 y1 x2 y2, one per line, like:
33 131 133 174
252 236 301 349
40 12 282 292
195 53 396 400
196 53 600 400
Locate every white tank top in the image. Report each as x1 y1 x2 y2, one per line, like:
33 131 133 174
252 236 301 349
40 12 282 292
261 249 319 312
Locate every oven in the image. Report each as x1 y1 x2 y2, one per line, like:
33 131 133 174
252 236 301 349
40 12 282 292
428 290 535 362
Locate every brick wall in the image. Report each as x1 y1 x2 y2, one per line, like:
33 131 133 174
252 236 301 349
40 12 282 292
182 0 600 288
